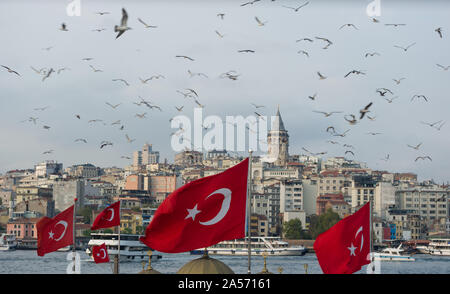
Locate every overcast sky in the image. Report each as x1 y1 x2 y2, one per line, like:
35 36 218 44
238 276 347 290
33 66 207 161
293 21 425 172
0 0 449 182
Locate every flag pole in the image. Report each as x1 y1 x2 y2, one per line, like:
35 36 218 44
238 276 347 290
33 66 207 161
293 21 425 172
114 200 121 274
370 199 375 271
247 150 253 274
72 198 77 273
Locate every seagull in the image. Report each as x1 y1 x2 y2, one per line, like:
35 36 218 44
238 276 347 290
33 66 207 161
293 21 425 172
82 58 94 61
75 138 87 143
296 38 313 43
59 23 68 31
241 0 261 7
313 110 342 117
111 120 121 126
394 42 416 52
121 156 131 159
251 103 265 109
344 70 366 78
215 30 225 38
344 114 358 125
112 79 129 86
315 37 333 49
415 156 432 162
34 106 50 111
57 67 70 74
385 23 406 27
367 115 376 121
88 119 103 123
421 120 442 128
317 71 327 80
217 13 225 20
411 95 428 102
371 18 380 23
176 55 195 61
327 140 339 145
106 102 121 109
75 114 81 119
194 99 204 108
436 64 450 71
42 68 54 81
42 125 51 130
188 70 208 78
339 23 358 30
301 147 327 156
238 49 255 53
345 150 355 156
115 8 132 39
376 88 393 96
43 150 54 154
298 50 309 57
365 52 380 58
138 18 157 28
308 93 317 100
381 154 390 161
125 134 135 143
326 126 335 133
92 28 106 32
435 27 443 38
89 65 103 72
333 129 350 137
366 132 382 135
42 46 54 51
359 102 373 119
1 65 20 76
95 12 110 15
393 78 405 84
185 88 198 97
175 106 184 112
343 144 354 149
135 113 147 119
282 1 309 12
384 96 398 103
100 141 113 149
407 143 422 150
435 121 446 130
255 16 267 26
30 66 47 75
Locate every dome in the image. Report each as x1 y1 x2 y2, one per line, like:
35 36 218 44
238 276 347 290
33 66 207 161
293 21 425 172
177 253 234 274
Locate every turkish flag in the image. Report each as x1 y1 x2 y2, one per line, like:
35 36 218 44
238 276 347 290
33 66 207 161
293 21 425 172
92 243 110 264
140 158 249 253
91 201 121 230
314 202 371 274
37 205 74 257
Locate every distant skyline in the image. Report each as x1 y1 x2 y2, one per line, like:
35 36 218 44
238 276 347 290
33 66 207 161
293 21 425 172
1 0 449 182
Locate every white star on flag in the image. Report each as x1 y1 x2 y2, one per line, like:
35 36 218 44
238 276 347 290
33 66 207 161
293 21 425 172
185 204 201 221
348 243 357 256
48 231 54 239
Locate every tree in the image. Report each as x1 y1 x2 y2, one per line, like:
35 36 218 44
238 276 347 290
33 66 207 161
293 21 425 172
77 206 93 224
282 218 311 239
309 208 341 239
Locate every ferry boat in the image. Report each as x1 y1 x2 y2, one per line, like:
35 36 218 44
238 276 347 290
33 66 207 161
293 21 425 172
424 239 450 256
86 233 162 262
0 234 17 251
190 237 307 256
372 244 415 262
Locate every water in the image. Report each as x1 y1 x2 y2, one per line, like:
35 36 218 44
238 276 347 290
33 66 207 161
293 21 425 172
0 251 449 274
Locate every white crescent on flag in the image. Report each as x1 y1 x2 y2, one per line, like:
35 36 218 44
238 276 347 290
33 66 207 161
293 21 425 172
54 220 68 241
106 208 115 221
199 188 232 226
355 226 364 251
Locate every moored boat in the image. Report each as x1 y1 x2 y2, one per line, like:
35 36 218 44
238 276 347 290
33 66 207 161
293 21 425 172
425 238 450 256
86 233 162 262
372 244 415 262
0 234 17 251
190 236 307 256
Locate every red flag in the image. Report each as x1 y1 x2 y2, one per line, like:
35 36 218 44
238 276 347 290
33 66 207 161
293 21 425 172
92 243 110 264
140 158 249 253
314 202 371 274
91 201 121 230
37 205 74 257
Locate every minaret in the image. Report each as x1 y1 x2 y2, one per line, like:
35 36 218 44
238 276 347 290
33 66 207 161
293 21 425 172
267 106 289 166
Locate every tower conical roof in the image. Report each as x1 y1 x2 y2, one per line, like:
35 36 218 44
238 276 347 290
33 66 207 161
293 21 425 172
271 106 286 132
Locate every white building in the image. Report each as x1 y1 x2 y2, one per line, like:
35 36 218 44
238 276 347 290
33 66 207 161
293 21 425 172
35 160 63 178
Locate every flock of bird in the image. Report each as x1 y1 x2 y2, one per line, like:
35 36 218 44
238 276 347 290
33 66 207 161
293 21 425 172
1 1 448 174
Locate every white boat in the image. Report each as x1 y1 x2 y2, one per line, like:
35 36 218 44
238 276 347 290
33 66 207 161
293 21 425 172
372 244 415 262
86 233 162 262
190 236 307 256
0 234 17 251
57 246 71 252
425 239 450 256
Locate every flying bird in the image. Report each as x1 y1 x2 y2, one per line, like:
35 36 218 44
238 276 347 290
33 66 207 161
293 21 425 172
1 65 20 76
100 141 113 149
241 0 260 7
376 88 393 96
345 70 366 78
282 1 309 12
75 138 87 143
188 70 208 78
339 23 358 30
217 13 225 20
175 55 195 61
106 102 121 109
255 16 267 26
298 50 309 57
308 93 317 101
435 27 443 38
359 102 373 119
366 132 382 135
112 79 129 86
384 96 398 103
394 42 416 52
407 143 422 150
393 78 405 84
415 156 432 162
42 68 54 81
95 12 110 15
344 114 358 125
345 150 355 156
238 49 255 53
411 95 428 102
59 23 68 31
175 106 184 112
365 52 380 58
317 71 327 80
251 103 265 109
315 37 333 49
215 30 225 38
89 65 103 72
138 18 157 28
43 150 54 154
114 8 132 39
385 23 406 27
125 134 135 143
296 38 313 43
436 64 450 71
313 110 342 117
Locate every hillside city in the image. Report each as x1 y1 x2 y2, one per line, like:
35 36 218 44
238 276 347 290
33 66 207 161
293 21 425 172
1 109 449 249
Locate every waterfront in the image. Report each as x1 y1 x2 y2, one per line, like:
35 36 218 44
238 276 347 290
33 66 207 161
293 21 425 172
0 251 448 274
